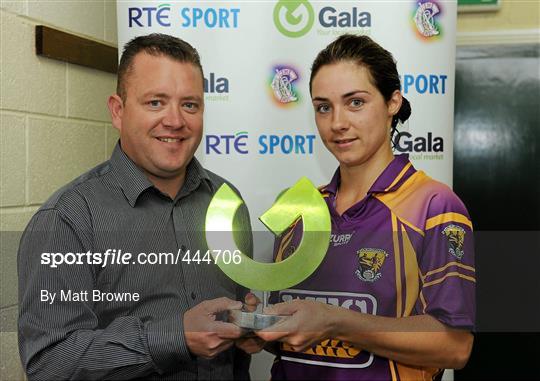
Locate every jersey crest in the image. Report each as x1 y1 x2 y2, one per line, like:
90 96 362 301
355 248 388 282
442 224 466 260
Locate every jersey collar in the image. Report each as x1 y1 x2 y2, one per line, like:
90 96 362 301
322 154 416 196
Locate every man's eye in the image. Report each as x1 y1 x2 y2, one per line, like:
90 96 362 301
149 100 161 107
183 102 199 111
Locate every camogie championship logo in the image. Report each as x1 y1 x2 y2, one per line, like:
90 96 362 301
355 248 388 282
270 66 300 105
412 1 442 39
442 225 466 260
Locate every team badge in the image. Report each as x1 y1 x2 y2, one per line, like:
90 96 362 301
271 67 299 103
355 248 388 282
414 1 440 38
442 225 466 260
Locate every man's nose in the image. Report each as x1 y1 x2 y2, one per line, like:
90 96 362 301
162 106 185 129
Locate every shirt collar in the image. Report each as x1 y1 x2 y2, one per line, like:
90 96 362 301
110 142 213 207
322 154 415 196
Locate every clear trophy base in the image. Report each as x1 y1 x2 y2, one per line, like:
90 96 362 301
228 309 287 331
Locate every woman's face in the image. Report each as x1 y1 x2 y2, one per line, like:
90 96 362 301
311 61 401 169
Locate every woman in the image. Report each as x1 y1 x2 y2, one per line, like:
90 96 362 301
257 35 475 381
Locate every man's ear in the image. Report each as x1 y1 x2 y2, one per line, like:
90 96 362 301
108 94 124 132
387 90 403 117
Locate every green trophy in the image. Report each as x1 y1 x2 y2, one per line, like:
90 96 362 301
205 177 330 330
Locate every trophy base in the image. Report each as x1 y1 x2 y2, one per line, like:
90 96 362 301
228 309 287 331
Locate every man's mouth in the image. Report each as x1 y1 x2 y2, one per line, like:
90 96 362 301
156 137 184 143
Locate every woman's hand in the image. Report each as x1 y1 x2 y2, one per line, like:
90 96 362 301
256 299 335 352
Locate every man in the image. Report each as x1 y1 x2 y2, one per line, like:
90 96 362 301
18 33 261 380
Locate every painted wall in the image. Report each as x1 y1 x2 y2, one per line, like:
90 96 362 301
457 0 539 32
0 1 118 380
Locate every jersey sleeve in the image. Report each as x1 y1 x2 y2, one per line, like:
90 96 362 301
416 189 476 330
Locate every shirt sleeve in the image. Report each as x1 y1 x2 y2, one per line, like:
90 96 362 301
416 191 476 330
18 207 192 380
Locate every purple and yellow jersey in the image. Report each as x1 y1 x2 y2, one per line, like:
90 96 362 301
270 155 475 381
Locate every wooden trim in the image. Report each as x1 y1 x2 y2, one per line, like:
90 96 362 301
457 29 540 45
35 25 118 74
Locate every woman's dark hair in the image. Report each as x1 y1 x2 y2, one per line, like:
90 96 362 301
310 34 411 140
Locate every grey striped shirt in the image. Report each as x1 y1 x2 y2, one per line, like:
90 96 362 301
18 143 252 380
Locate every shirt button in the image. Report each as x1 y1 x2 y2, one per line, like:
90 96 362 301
190 292 196 300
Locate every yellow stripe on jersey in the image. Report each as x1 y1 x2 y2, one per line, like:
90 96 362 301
396 362 441 381
423 272 476 288
375 171 430 235
401 226 419 317
425 212 473 230
392 213 403 317
423 261 475 281
385 162 413 191
399 216 425 237
275 228 295 263
419 289 428 314
389 360 398 381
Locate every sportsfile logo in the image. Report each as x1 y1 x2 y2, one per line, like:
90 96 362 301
273 0 315 38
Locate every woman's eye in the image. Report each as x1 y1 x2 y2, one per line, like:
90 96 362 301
350 99 364 107
316 104 330 113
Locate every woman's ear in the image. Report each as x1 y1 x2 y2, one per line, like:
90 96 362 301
388 90 403 117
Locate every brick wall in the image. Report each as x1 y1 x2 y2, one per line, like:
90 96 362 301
0 2 118 380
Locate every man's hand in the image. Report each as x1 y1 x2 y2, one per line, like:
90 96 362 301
235 292 266 354
184 297 244 359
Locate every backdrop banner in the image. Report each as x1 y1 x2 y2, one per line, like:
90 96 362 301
116 0 457 259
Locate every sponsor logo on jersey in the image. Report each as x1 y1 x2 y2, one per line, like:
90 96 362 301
442 225 465 260
282 339 360 359
355 248 388 282
330 232 354 247
277 289 376 367
413 1 442 39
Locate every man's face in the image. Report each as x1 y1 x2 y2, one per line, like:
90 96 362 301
111 53 204 184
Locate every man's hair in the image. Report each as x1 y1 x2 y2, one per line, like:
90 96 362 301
116 33 204 101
